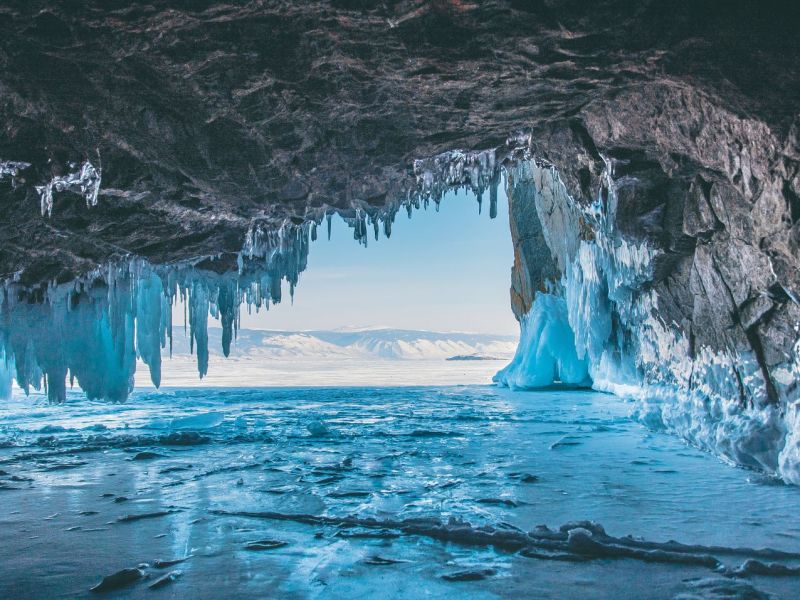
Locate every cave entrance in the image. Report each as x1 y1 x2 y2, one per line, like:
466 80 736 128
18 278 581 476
154 187 518 388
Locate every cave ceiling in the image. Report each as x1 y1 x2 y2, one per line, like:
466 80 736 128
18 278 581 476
0 0 798 286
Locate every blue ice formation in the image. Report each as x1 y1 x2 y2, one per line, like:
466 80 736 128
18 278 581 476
493 159 800 485
0 350 12 400
0 148 506 406
493 292 590 388
0 220 312 403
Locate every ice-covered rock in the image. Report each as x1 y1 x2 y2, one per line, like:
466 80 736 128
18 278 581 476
494 292 590 388
495 158 800 484
89 567 144 593
0 217 314 402
36 160 101 218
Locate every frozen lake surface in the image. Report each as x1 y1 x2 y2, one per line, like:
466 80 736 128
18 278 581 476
1 385 799 598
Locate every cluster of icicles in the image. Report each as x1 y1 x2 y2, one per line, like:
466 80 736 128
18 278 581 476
0 159 102 217
0 222 311 403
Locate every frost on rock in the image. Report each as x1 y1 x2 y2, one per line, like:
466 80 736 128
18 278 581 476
36 160 102 217
494 292 590 388
495 159 800 484
413 148 500 208
0 160 31 185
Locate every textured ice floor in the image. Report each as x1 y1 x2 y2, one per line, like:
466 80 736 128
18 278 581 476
1 386 799 599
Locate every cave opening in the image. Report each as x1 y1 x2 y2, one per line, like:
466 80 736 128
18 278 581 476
3 151 800 600
156 186 519 389
2 2 800 594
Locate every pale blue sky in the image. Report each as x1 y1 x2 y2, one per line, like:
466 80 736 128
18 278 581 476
227 185 517 334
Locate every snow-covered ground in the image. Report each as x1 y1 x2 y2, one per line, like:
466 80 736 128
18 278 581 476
141 328 517 388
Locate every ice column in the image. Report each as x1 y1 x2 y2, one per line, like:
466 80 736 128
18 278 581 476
497 157 800 483
135 271 170 388
494 293 591 388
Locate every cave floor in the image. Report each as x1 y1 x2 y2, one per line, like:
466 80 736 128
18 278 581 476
0 386 798 599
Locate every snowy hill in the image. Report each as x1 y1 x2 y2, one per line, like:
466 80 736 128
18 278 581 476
168 327 517 361
140 327 517 388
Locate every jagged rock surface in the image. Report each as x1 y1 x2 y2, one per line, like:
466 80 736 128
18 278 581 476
509 81 800 405
1 1 798 283
0 1 799 478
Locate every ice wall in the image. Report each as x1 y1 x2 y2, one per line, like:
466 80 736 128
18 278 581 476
495 159 800 484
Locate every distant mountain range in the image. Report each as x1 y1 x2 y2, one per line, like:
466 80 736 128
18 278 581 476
169 327 517 361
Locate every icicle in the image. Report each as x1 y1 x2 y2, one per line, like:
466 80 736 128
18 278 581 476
217 285 235 358
135 271 165 388
412 147 499 203
0 351 13 401
489 176 498 219
188 283 209 379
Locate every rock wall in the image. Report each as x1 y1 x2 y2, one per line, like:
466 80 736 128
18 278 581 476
501 83 800 482
2 1 798 286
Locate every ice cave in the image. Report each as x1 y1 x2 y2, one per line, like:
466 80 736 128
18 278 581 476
1 1 799 598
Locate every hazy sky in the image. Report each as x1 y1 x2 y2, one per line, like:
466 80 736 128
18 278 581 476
194 185 518 334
